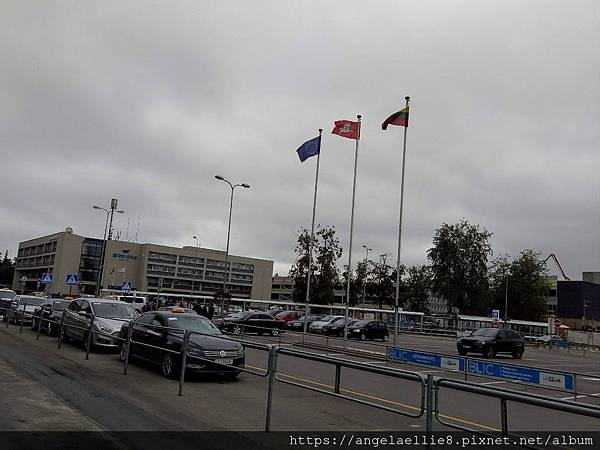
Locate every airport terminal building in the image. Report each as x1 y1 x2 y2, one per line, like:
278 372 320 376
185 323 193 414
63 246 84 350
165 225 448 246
12 228 273 300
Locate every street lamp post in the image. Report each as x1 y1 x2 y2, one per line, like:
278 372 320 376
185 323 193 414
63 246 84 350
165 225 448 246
192 236 200 301
215 175 250 317
93 200 124 296
362 245 371 305
504 275 509 321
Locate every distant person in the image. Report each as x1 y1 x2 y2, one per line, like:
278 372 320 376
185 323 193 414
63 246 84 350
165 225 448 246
208 304 215 321
141 303 151 313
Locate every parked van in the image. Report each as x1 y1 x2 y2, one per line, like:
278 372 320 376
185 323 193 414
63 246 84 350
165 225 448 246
116 295 147 313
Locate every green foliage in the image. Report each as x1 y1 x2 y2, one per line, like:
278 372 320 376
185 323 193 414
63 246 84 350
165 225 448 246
489 250 550 321
367 254 403 309
427 220 493 315
289 226 342 305
404 265 433 313
0 250 15 288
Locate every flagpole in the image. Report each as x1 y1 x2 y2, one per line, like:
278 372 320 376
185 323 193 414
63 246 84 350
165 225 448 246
394 96 410 346
343 115 361 347
303 129 323 336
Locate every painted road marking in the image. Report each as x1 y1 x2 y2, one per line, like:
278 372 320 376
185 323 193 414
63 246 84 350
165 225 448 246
246 364 500 432
580 377 600 381
481 381 507 385
560 393 600 401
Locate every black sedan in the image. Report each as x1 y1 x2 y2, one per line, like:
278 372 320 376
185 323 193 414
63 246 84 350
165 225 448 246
218 311 286 336
457 328 525 359
286 314 325 331
347 320 390 341
322 318 358 336
120 311 244 379
31 299 72 335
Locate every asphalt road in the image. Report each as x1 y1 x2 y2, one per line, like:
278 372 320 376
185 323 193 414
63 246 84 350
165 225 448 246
0 322 598 439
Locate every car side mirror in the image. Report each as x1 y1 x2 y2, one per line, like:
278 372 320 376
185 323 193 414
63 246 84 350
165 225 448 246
78 311 90 318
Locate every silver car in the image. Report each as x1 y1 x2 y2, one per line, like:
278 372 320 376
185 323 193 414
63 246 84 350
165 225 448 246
62 298 138 348
308 315 345 334
8 295 47 324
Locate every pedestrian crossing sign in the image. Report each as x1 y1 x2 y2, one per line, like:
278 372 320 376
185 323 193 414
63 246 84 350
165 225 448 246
122 281 132 291
66 274 79 285
41 273 53 284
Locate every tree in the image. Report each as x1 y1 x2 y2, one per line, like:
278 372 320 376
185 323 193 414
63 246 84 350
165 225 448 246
489 250 549 321
427 220 493 315
289 225 342 305
289 228 317 303
0 250 15 288
341 259 368 306
313 226 342 304
404 265 433 313
368 254 402 309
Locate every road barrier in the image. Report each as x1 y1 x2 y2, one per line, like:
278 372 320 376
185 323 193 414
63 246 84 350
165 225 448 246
2 305 600 448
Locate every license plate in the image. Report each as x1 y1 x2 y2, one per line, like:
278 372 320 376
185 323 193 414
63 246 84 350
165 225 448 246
462 345 470 348
215 358 233 365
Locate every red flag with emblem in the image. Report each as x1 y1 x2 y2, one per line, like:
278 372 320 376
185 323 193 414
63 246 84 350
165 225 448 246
332 120 360 140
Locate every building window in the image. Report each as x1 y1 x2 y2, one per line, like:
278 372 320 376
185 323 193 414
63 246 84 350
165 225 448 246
178 255 204 266
148 252 177 263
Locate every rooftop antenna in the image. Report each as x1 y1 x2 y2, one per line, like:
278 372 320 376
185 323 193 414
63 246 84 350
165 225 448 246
125 216 131 242
134 216 140 243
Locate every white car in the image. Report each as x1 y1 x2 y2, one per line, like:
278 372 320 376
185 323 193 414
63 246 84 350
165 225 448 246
308 315 345 333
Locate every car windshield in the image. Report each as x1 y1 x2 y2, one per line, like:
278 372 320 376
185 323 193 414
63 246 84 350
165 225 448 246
0 291 16 300
320 315 336 322
352 319 371 327
92 303 138 319
165 316 222 335
331 317 346 324
18 297 46 306
229 311 253 320
52 301 70 310
472 328 499 337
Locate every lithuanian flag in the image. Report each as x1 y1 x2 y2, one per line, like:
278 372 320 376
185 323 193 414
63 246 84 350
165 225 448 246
382 107 409 130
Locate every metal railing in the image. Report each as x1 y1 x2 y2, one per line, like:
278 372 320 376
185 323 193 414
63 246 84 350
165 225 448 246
2 304 600 444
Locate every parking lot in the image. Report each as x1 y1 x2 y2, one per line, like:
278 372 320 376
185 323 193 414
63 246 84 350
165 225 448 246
1 320 599 437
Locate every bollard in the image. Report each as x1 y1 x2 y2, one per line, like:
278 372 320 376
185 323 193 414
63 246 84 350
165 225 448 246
334 364 342 394
57 311 67 349
85 315 95 360
500 398 508 437
264 345 278 432
36 311 43 341
425 374 434 442
19 303 26 334
5 308 9 327
178 330 191 396
123 321 133 375
573 375 578 402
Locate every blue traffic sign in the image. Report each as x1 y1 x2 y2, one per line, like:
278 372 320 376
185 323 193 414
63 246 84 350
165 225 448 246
388 347 465 372
491 309 500 320
466 360 574 391
122 281 132 291
65 274 79 285
41 273 53 284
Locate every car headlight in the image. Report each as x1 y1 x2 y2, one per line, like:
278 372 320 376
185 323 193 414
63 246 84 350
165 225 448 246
352 329 360 333
188 348 204 357
95 324 114 334
238 346 245 357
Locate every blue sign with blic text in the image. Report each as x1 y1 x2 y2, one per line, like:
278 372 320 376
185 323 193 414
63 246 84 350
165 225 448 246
466 360 574 391
387 347 465 372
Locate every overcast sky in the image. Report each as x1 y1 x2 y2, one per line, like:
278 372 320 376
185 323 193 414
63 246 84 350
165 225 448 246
1 1 598 280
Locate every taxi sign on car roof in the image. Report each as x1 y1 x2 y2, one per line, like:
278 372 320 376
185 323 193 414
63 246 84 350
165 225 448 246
171 306 186 313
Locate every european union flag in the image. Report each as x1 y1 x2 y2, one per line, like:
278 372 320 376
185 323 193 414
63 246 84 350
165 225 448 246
296 135 321 162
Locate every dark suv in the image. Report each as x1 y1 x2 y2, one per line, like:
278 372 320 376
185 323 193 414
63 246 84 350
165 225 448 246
457 328 525 359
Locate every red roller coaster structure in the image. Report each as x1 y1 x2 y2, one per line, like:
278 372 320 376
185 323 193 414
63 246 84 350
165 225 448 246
544 253 571 281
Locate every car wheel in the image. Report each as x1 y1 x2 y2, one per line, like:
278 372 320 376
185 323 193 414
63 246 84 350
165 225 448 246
360 333 366 341
383 334 389 342
271 329 280 337
161 352 178 378
458 349 467 356
232 325 242 335
512 348 524 359
484 346 496 359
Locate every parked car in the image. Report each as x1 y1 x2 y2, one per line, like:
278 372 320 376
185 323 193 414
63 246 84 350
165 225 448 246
62 298 138 349
275 310 305 323
347 320 390 341
308 315 345 334
7 295 47 324
322 318 359 336
120 311 244 379
218 311 286 336
158 306 197 315
265 307 284 317
457 328 525 359
0 289 17 313
287 314 325 331
31 299 72 335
